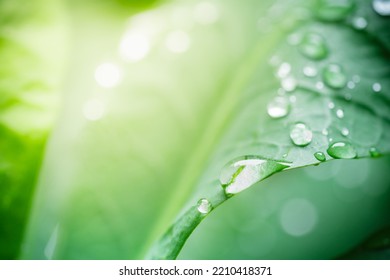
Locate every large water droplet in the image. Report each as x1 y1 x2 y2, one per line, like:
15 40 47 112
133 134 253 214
299 33 328 60
267 96 290 118
290 123 313 146
316 0 355 21
372 0 390 16
327 141 357 159
314 152 326 162
323 64 347 89
220 156 291 195
197 198 212 214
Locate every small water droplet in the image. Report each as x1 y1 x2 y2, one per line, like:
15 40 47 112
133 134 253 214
341 127 349 136
197 198 212 214
316 0 355 21
322 128 329 135
316 81 325 90
220 156 291 195
290 123 313 146
287 33 301 45
303 66 318 77
347 81 355 89
269 55 281 66
336 108 344 118
327 141 357 159
289 95 297 103
328 102 335 109
369 147 381 157
277 62 292 78
281 77 297 92
352 17 368 30
314 151 326 162
299 33 328 60
372 82 382 92
372 0 390 16
344 93 352 101
267 96 290 118
329 137 333 142
323 64 347 89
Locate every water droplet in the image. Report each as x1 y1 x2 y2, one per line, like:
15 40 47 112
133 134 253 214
95 63 122 88
316 81 325 90
197 198 212 214
336 108 344 118
372 0 390 16
287 33 301 45
303 66 318 77
314 152 326 162
322 128 329 135
289 95 297 103
316 0 354 21
165 30 191 53
341 127 349 136
277 62 291 78
267 96 290 118
352 17 368 30
290 123 313 146
323 64 347 89
347 81 355 89
372 82 382 92
327 141 357 159
220 156 291 195
369 147 381 157
269 55 281 66
194 2 220 24
299 33 328 60
281 77 297 92
328 102 335 109
344 93 352 101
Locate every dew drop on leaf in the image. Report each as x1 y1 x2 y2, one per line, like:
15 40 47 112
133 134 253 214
369 147 381 158
220 156 291 195
336 108 344 118
341 127 350 136
303 66 318 77
327 141 357 159
197 198 212 214
323 63 347 89
372 0 390 16
298 33 328 60
277 62 292 78
352 17 368 30
267 96 290 118
314 152 326 162
290 123 313 146
315 0 354 21
281 77 297 92
372 82 382 92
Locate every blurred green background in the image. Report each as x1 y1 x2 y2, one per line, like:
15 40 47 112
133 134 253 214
0 0 389 260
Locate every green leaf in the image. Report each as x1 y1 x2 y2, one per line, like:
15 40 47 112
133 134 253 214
18 0 390 260
0 0 68 259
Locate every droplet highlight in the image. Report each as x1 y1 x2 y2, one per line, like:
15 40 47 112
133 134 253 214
323 64 347 89
341 127 349 136
197 198 212 214
299 33 328 60
267 96 290 118
290 123 313 146
336 109 344 119
352 17 368 30
327 141 357 159
220 156 291 195
303 66 318 77
372 83 382 93
281 77 297 92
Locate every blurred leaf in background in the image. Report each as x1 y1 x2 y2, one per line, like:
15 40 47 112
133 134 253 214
0 0 389 260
